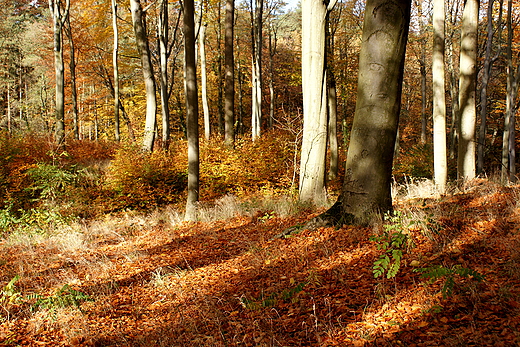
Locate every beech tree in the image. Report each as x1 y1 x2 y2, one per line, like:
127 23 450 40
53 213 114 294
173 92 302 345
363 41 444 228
324 0 411 224
251 0 263 140
432 0 447 192
111 0 121 142
478 0 502 174
501 0 520 183
299 0 337 203
457 0 479 180
184 0 200 221
130 0 157 152
224 0 235 146
158 0 170 147
48 0 70 146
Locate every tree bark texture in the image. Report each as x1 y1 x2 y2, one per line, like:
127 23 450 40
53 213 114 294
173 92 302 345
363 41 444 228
48 0 70 147
184 0 200 221
130 0 157 152
111 0 121 142
432 0 447 192
299 0 329 203
457 0 479 180
224 0 235 147
335 0 411 223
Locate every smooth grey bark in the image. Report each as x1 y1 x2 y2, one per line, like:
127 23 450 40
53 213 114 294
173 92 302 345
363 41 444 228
478 0 502 174
158 0 170 147
329 0 411 224
432 0 447 192
501 0 520 183
200 23 210 141
130 0 157 152
299 0 336 203
251 0 263 140
327 11 340 182
416 0 427 144
111 0 121 142
184 0 200 221
328 76 339 181
457 0 479 180
224 0 234 147
268 22 276 129
446 1 460 159
64 17 79 140
48 0 70 147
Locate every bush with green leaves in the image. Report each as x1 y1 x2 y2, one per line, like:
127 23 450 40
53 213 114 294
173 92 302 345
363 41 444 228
414 265 484 298
371 211 411 279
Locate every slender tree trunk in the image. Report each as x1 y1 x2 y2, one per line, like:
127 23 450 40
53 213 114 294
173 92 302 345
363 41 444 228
251 0 263 141
130 0 157 152
299 0 332 203
417 0 428 144
327 14 339 182
6 84 11 134
268 22 277 129
224 0 235 147
158 0 170 147
457 0 479 181
200 23 210 141
330 0 411 224
111 0 121 142
446 4 460 159
184 0 200 221
48 0 70 147
64 16 79 140
502 0 520 183
432 0 447 192
328 76 339 181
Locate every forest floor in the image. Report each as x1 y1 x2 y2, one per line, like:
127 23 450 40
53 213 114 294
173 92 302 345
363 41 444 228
0 178 519 346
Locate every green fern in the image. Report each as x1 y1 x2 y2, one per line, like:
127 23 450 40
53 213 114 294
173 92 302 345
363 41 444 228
371 211 409 279
30 284 92 312
415 265 484 298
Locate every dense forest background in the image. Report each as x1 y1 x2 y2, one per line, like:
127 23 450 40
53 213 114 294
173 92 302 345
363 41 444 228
1 0 520 346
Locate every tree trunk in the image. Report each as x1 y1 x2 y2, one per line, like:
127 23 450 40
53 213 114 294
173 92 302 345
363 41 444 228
184 0 200 221
328 76 339 181
268 22 277 129
251 0 263 141
330 0 411 224
130 0 157 152
111 0 121 142
457 0 479 181
200 23 210 141
224 0 234 147
299 0 331 203
64 16 79 140
502 0 519 183
417 0 427 144
48 0 70 147
158 0 170 148
432 0 447 192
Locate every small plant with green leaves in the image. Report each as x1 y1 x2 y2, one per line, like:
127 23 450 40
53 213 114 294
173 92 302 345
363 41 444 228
0 275 22 319
414 265 484 298
370 211 410 279
29 284 93 313
240 279 310 310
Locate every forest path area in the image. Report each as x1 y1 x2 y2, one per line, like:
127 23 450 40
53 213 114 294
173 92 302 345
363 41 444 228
1 179 519 346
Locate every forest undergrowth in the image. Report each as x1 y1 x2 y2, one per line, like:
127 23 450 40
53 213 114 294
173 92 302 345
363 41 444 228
0 134 519 346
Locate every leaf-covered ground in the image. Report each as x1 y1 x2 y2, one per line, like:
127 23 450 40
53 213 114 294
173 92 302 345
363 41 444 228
1 179 519 346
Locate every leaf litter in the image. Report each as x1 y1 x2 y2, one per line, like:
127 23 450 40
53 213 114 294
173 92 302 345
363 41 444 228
0 180 519 346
